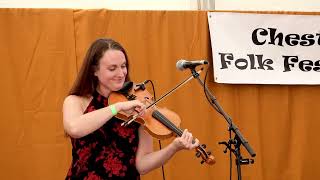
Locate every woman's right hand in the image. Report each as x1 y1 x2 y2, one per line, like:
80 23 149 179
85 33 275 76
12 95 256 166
115 100 146 116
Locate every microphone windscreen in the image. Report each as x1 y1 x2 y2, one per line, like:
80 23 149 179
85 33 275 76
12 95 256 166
176 60 186 70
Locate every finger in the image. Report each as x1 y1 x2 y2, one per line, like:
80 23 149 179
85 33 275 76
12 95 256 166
135 104 145 113
193 138 199 145
130 100 140 108
187 133 193 145
139 104 146 111
181 129 188 139
134 106 141 112
185 133 193 149
137 109 145 116
184 132 190 143
192 138 200 148
128 109 135 114
135 100 145 107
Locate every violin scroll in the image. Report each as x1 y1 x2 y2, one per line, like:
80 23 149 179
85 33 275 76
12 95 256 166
196 144 216 165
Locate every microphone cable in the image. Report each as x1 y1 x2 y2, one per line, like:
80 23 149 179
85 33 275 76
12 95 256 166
146 80 166 180
203 64 222 115
203 64 233 180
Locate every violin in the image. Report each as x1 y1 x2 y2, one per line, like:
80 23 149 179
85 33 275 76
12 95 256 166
108 81 215 165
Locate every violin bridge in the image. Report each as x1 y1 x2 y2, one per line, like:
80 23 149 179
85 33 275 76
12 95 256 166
127 94 136 100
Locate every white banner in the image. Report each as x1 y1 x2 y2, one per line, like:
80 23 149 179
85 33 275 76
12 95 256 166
207 12 320 84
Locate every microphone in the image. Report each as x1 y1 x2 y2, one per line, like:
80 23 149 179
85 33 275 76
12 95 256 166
176 60 208 70
134 80 150 91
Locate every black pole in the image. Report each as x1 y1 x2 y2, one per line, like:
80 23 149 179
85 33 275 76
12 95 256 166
190 68 256 157
234 135 242 180
190 68 255 179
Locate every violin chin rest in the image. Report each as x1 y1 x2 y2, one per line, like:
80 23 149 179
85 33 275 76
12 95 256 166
118 81 133 94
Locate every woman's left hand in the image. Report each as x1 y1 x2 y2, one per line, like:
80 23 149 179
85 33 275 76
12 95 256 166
172 129 199 151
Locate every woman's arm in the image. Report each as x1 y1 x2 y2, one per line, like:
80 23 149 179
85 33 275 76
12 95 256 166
135 126 199 175
63 95 144 138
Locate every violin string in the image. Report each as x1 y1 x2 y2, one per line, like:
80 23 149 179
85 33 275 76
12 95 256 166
126 101 200 146
143 99 184 136
153 110 210 161
153 111 203 147
123 94 185 138
145 99 212 162
152 110 183 136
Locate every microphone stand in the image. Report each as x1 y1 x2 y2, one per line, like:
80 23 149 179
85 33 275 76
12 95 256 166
189 67 256 180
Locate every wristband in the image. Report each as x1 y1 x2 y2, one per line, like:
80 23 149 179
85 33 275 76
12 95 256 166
109 104 118 116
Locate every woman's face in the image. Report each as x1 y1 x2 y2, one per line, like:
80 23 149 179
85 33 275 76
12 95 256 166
94 49 127 95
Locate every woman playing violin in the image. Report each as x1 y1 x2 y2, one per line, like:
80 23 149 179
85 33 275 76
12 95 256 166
63 38 199 179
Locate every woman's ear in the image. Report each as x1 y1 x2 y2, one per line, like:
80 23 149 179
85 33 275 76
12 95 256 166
92 65 98 76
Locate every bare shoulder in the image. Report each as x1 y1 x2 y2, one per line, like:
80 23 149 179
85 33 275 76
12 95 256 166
63 95 92 113
63 95 82 106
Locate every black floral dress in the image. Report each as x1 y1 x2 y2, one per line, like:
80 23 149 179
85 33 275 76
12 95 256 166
66 91 141 180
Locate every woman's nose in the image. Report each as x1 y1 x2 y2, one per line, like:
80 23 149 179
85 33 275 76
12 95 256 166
116 68 126 77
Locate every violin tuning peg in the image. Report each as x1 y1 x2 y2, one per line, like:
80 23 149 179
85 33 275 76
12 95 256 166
201 144 206 149
207 151 211 155
200 160 205 164
195 152 201 158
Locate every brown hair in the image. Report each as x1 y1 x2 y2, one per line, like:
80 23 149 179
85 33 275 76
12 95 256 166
69 38 130 96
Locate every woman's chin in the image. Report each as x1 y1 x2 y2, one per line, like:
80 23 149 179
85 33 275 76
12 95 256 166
112 84 124 91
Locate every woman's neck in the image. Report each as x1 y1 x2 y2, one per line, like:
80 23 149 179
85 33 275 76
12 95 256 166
96 85 111 98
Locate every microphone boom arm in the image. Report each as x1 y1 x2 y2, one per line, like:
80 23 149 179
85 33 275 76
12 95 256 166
146 69 204 109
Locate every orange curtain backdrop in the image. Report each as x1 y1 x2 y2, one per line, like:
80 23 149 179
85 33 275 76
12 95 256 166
0 8 320 180
0 9 76 179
